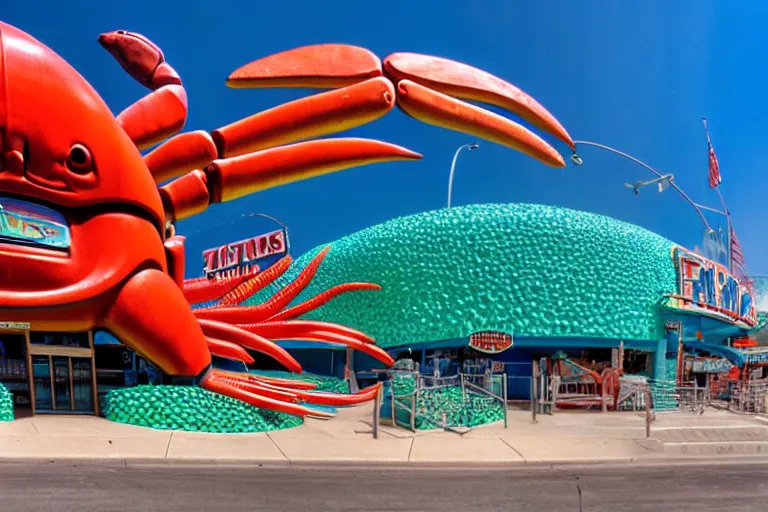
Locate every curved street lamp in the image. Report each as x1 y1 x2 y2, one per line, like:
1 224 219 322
447 142 480 208
572 140 714 233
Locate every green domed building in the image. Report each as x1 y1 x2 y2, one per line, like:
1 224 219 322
246 203 760 399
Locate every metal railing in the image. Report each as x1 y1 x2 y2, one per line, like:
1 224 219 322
642 380 710 438
389 370 420 432
730 378 768 414
460 373 509 428
647 379 708 414
382 370 509 432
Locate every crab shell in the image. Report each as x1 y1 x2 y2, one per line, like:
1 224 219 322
0 22 166 314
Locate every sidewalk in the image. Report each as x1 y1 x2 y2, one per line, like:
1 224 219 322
2 406 768 465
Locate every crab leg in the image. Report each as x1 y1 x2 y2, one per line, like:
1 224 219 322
202 369 333 419
198 319 302 373
239 321 393 366
196 246 330 322
243 320 376 345
266 282 382 322
217 255 293 307
206 337 255 364
212 77 395 159
160 138 421 222
98 30 187 150
218 370 383 407
214 370 318 391
248 375 318 391
183 271 258 305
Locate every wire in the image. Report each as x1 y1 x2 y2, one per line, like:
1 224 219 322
572 140 713 232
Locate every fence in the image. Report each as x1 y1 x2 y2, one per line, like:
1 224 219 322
646 379 708 414
383 370 508 432
729 378 768 413
461 372 508 428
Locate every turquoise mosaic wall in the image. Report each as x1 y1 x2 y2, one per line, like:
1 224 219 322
0 383 12 421
101 385 302 433
246 203 678 347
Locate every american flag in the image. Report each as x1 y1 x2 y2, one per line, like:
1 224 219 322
708 140 722 188
731 226 747 271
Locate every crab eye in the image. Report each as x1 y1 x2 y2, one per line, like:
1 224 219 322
66 144 93 174
117 30 126 35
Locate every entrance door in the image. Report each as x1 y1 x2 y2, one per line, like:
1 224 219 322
0 334 31 415
31 352 95 414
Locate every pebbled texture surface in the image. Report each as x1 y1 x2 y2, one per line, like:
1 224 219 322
245 203 678 347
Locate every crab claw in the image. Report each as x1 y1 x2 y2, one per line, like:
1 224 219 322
227 43 383 89
383 52 574 151
227 44 571 167
396 80 565 167
99 30 187 150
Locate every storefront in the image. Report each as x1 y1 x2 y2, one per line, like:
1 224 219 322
0 323 97 417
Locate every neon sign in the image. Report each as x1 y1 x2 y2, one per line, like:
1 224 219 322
667 247 757 327
469 331 513 354
0 198 70 250
202 229 287 280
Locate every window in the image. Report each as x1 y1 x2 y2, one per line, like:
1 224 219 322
0 197 71 250
29 332 90 348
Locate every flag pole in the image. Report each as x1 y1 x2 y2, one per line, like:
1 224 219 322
702 117 734 272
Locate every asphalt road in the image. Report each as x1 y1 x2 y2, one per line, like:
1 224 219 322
1 460 767 512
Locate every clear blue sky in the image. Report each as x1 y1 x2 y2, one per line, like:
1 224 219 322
5 1 767 276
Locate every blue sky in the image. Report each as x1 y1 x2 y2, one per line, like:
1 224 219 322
5 1 767 276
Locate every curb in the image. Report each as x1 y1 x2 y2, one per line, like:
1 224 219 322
4 454 768 470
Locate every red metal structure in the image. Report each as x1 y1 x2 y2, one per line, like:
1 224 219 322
0 21 572 419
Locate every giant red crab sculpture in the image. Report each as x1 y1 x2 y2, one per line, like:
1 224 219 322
0 21 572 419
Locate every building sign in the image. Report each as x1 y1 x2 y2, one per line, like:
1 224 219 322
744 348 768 366
667 247 757 328
0 322 30 330
469 331 513 354
692 358 734 373
0 198 70 250
202 229 288 280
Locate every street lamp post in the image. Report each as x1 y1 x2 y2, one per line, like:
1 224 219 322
447 142 480 208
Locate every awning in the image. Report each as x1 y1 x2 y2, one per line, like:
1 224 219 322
684 342 746 367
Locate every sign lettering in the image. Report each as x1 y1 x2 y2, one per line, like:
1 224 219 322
0 322 30 330
469 331 513 354
668 247 757 327
202 229 288 280
692 358 734 373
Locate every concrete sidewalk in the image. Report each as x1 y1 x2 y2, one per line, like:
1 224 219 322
2 406 768 465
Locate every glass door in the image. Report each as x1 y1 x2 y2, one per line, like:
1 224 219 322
72 357 94 413
52 356 72 412
30 354 95 414
32 355 53 412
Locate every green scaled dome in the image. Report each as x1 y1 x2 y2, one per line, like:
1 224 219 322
246 203 678 346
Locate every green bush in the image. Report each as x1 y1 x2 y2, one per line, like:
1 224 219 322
0 383 13 422
415 386 504 430
101 385 302 433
